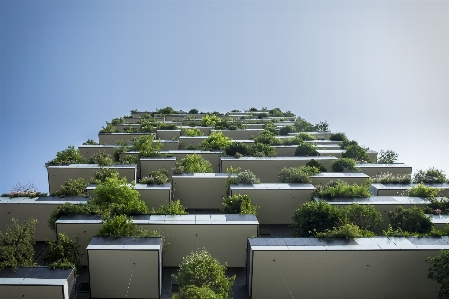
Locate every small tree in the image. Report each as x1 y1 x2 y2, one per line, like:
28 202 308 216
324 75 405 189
41 233 82 275
377 149 398 164
221 194 259 215
45 146 86 166
344 204 383 235
87 151 113 166
278 166 320 184
199 131 232 151
294 142 319 156
331 158 358 172
342 144 371 163
0 218 37 270
173 249 235 299
173 154 213 173
428 250 449 299
292 201 342 237
150 200 188 215
97 215 160 238
387 206 433 234
51 178 89 197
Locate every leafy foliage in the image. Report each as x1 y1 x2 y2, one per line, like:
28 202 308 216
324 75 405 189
87 151 113 166
97 215 161 237
293 117 315 132
294 142 319 156
83 139 99 145
408 183 441 197
41 233 82 275
100 122 119 133
158 107 175 115
329 132 348 142
279 125 295 136
221 194 259 214
171 286 220 299
236 170 261 184
370 173 411 184
428 250 449 299
224 142 252 157
413 168 448 184
188 108 199 114
250 143 276 157
313 180 371 198
331 158 359 172
1 183 47 198
51 178 89 197
173 249 235 299
90 168 120 185
46 146 86 166
182 128 204 137
278 166 320 184
199 131 232 151
387 206 433 234
0 218 37 270
292 201 343 237
131 135 163 157
150 199 188 215
173 154 213 173
306 159 327 172
118 155 137 164
315 223 375 239
140 169 170 185
377 149 398 164
342 144 371 163
344 204 383 234
48 202 101 231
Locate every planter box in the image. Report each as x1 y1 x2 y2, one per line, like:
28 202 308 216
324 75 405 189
307 140 343 146
172 173 230 209
247 237 446 299
113 123 141 133
231 184 314 224
0 267 75 299
220 157 338 183
161 150 222 173
86 183 171 210
0 196 88 241
288 131 332 139
429 214 449 230
370 183 449 197
98 133 155 145
140 157 176 179
124 117 140 124
57 214 258 268
310 172 370 186
355 163 412 177
179 126 212 136
178 136 207 149
47 164 137 194
78 145 117 160
87 237 163 299
211 129 264 140
156 129 181 140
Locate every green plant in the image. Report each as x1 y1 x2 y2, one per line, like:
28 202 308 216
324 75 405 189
236 170 261 184
294 142 319 156
131 135 163 157
292 201 343 237
87 151 113 166
279 125 295 136
83 139 99 145
253 131 278 145
45 146 86 166
1 183 47 198
428 250 449 299
111 117 125 125
331 158 359 172
124 126 138 133
329 132 348 142
315 223 374 239
157 107 175 115
182 128 204 137
426 197 449 215
48 202 100 231
158 123 178 130
118 155 137 164
250 143 276 157
315 121 329 132
41 233 82 276
313 180 371 198
221 194 259 214
306 159 327 172
224 142 252 157
97 215 161 237
387 206 433 234
171 285 220 299
370 173 411 184
278 166 319 184
293 117 315 132
173 249 235 299
91 172 149 215
0 218 37 270
199 131 232 151
342 144 371 163
200 114 221 127
377 149 398 164
188 108 199 114
408 183 441 197
140 169 170 185
150 199 188 215
51 178 89 197
90 168 120 185
413 168 448 184
100 122 119 133
344 204 383 234
174 154 213 173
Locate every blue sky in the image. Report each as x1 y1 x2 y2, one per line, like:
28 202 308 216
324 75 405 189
1 0 448 193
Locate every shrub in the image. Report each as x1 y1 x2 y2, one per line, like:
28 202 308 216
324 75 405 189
413 168 447 184
279 125 295 136
224 142 252 157
306 159 327 172
46 146 86 166
292 201 342 237
293 117 315 132
41 233 82 275
100 122 119 133
313 180 371 198
182 128 203 137
131 135 163 157
111 117 125 125
278 166 319 184
200 114 221 127
253 131 278 145
87 151 113 166
1 183 47 198
344 204 383 234
250 143 276 157
315 223 374 239
426 197 449 215
370 173 411 184
158 123 178 130
408 183 441 197
188 108 199 114
173 249 235 299
51 178 89 197
174 154 213 173
0 218 37 270
387 206 433 234
377 149 398 164
294 142 319 156
331 158 359 172
221 194 258 215
48 202 100 231
140 169 170 185
329 132 348 142
97 215 161 238
342 144 371 163
236 170 261 184
172 286 220 299
428 250 449 299
158 107 175 115
199 131 232 151
150 199 188 215
83 139 99 145
90 168 120 185
118 155 137 164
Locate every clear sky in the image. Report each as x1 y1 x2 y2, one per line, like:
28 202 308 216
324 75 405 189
1 0 448 193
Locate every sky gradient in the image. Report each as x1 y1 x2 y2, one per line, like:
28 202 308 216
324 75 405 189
1 0 448 193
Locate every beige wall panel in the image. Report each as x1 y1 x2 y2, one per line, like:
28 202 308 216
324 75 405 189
0 285 64 299
89 250 159 299
211 129 263 140
140 158 176 178
167 151 221 173
78 145 116 160
178 136 207 149
250 250 440 299
356 164 412 177
98 133 154 145
138 187 171 210
156 130 181 140
311 173 369 186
